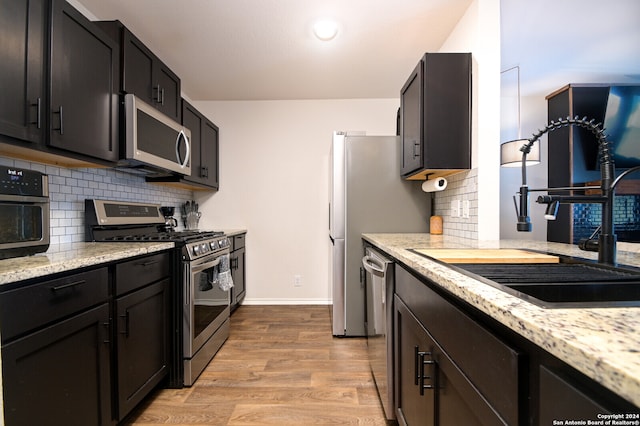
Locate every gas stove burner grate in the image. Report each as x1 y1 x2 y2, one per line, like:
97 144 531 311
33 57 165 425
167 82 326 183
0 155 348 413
103 230 224 243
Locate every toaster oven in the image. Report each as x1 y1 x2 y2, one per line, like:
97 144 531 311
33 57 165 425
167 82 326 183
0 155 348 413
0 166 50 259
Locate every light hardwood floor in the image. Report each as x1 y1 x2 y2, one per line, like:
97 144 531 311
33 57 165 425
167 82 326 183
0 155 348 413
124 305 389 425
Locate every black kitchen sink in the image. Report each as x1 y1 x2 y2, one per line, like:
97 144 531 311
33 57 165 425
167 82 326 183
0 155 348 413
451 261 640 308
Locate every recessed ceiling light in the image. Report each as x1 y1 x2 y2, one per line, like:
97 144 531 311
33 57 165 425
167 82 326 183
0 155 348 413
313 19 339 41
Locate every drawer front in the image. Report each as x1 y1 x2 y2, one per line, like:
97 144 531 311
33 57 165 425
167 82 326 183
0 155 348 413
0 268 108 342
395 264 521 426
232 234 245 251
115 252 171 296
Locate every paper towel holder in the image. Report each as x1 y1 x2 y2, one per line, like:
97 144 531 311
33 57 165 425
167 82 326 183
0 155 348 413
421 177 448 193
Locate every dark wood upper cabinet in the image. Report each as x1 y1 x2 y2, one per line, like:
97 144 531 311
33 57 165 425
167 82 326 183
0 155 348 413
1 0 119 165
97 20 182 122
49 0 119 162
182 99 220 189
400 52 472 180
0 0 48 145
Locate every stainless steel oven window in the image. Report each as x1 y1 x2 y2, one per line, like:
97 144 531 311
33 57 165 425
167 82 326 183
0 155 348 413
183 253 230 358
0 203 49 246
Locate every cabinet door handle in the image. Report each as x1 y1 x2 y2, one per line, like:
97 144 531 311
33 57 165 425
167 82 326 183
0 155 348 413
102 320 111 344
50 279 86 292
160 88 165 105
414 345 420 385
154 84 161 103
119 311 130 337
31 98 42 129
418 351 436 395
138 259 159 267
53 106 64 135
412 141 420 159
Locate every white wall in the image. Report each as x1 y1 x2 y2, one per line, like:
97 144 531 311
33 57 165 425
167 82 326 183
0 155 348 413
439 0 502 241
500 95 548 239
194 99 399 304
194 0 505 304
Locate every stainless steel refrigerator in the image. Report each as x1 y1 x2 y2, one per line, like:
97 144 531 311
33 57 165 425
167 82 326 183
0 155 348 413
329 131 430 336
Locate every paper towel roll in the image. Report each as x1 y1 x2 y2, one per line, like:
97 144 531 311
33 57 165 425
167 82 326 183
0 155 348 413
421 177 448 192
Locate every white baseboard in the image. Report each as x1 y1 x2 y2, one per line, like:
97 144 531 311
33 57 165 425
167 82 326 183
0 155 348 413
241 298 331 305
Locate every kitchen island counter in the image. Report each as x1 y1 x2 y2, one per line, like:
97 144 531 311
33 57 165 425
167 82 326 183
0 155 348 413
0 241 174 286
363 233 640 408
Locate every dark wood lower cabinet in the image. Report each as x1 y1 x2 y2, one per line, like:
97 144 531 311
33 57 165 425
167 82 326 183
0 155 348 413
395 296 505 426
230 233 246 312
393 262 639 425
2 304 112 426
116 278 169 420
0 251 173 425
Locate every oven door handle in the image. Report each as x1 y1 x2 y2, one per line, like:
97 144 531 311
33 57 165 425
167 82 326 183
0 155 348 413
191 256 222 274
185 254 226 305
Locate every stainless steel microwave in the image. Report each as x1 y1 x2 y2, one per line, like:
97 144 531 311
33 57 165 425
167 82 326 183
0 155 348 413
121 94 191 176
0 166 50 259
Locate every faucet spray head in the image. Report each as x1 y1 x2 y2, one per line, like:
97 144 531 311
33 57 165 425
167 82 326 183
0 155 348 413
544 200 560 220
516 185 532 232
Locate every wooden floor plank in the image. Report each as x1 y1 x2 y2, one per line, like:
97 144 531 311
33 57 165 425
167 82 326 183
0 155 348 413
123 305 387 425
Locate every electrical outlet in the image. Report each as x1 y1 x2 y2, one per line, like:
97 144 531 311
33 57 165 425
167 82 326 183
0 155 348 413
451 200 460 218
294 275 302 287
462 200 470 218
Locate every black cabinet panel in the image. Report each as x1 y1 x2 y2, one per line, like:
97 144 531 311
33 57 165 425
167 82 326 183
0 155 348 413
539 365 610 424
201 119 220 187
157 64 181 121
395 296 435 426
395 265 520 425
2 303 112 426
116 278 169 420
0 268 108 342
0 0 47 144
49 0 119 162
122 31 155 103
1 251 174 424
394 265 519 425
115 251 171 296
400 52 471 179
182 99 220 189
98 20 181 122
230 233 246 311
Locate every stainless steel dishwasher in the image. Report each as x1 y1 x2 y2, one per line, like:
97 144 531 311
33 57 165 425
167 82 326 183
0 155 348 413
362 246 395 421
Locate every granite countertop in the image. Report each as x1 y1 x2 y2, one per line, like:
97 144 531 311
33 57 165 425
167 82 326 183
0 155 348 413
362 233 640 408
0 242 175 286
223 229 247 237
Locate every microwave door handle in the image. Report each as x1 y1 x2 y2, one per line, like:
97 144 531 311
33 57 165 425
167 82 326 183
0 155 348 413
176 129 190 168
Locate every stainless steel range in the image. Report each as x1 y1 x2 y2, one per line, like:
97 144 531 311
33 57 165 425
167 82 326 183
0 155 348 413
85 199 231 387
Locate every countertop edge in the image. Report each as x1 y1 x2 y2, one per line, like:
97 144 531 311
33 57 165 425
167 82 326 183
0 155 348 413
363 233 640 408
0 242 175 286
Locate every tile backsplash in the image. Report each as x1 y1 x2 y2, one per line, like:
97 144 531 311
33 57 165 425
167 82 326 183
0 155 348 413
0 157 194 245
433 169 478 239
573 195 640 243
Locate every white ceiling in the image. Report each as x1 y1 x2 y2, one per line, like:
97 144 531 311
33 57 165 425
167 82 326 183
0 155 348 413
74 0 473 101
75 0 640 102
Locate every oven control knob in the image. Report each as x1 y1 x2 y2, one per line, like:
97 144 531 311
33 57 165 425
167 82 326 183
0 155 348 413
201 243 208 253
192 245 200 256
210 241 216 250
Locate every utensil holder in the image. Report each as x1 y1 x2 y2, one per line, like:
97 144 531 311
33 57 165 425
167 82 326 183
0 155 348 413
183 211 201 230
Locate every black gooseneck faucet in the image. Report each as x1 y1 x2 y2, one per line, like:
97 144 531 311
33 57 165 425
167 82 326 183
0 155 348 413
514 116 626 265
